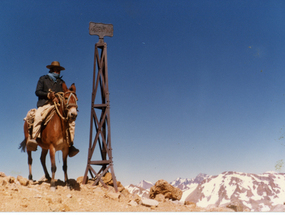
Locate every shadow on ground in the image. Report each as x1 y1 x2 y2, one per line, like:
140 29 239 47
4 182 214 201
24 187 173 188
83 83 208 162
33 178 81 191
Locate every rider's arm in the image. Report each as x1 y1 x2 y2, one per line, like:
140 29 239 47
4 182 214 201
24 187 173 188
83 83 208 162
35 76 48 99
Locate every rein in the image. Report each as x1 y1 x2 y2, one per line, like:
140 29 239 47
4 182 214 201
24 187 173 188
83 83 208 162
53 92 78 121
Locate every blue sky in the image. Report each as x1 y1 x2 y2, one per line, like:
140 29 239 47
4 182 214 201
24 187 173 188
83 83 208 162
1 0 285 186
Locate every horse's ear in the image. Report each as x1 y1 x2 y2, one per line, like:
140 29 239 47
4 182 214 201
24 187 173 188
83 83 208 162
69 83 76 92
62 82 68 92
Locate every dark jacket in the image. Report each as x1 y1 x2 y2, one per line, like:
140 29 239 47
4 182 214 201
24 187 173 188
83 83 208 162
35 74 65 108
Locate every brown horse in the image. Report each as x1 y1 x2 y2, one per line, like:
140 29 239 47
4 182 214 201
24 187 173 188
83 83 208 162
19 82 78 190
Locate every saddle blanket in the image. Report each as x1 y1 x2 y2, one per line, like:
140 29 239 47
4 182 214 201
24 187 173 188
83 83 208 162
24 105 56 127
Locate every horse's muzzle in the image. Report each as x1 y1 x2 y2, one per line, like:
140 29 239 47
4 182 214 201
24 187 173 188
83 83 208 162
70 112 77 121
68 108 78 121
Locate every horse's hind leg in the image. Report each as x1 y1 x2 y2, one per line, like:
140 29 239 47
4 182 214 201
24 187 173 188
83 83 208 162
27 151 33 180
62 148 70 189
49 146 57 190
24 121 33 181
40 149 51 180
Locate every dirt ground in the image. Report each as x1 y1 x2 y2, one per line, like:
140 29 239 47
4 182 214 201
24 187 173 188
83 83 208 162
0 173 234 212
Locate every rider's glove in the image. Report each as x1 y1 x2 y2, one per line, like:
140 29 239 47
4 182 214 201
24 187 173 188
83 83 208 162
47 91 55 100
47 90 59 103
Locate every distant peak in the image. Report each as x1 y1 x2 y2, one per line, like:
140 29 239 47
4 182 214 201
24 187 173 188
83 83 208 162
264 171 277 174
196 173 208 177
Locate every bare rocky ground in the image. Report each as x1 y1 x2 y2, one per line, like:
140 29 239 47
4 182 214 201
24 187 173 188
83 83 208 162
0 172 234 212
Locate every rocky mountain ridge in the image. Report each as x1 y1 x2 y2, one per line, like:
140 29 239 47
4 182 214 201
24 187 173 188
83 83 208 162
125 171 285 212
0 172 233 212
170 173 209 190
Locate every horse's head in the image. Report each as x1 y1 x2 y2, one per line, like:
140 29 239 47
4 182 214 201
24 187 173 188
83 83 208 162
62 82 78 121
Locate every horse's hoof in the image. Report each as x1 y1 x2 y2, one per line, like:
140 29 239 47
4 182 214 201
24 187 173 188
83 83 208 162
66 182 72 190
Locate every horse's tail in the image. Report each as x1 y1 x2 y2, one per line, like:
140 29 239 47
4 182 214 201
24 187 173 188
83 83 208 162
19 139 26 152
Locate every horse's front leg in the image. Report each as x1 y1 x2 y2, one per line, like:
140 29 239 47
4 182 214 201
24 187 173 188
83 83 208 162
62 147 70 189
27 150 33 180
49 146 57 190
40 149 51 181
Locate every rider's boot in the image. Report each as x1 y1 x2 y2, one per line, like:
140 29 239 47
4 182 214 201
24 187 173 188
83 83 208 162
68 143 79 157
26 137 38 151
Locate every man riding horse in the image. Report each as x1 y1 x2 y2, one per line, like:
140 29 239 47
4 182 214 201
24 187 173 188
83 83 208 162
26 61 79 157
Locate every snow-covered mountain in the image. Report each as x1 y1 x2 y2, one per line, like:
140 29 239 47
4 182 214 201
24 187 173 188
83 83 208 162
170 173 209 190
124 180 154 198
125 171 285 211
137 180 154 190
185 171 285 212
124 184 150 198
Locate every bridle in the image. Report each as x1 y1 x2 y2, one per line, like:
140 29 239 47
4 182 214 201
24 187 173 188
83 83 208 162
65 92 78 110
53 91 78 121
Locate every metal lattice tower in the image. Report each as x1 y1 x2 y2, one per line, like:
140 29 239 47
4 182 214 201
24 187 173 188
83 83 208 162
83 23 117 192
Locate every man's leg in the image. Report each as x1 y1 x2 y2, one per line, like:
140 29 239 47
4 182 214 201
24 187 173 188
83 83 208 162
27 104 51 151
26 107 42 151
68 120 79 157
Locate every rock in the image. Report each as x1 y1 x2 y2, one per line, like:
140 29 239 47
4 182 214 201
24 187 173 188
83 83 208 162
141 197 159 207
102 172 113 185
118 186 125 192
67 194 72 198
134 194 142 204
154 193 165 202
224 201 248 212
121 188 130 197
0 178 8 186
104 191 121 200
38 175 48 181
149 179 182 201
128 200 138 207
117 181 123 187
94 187 105 196
185 201 196 206
106 185 117 193
17 175 29 186
0 172 6 177
77 176 84 184
185 201 196 209
117 181 125 192
171 200 184 205
8 176 16 183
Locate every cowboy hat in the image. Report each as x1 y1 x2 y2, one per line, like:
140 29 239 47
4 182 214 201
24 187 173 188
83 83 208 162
46 61 65 70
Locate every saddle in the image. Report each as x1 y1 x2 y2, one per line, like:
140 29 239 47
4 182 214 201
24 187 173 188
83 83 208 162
24 107 56 137
25 107 56 126
24 108 37 128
